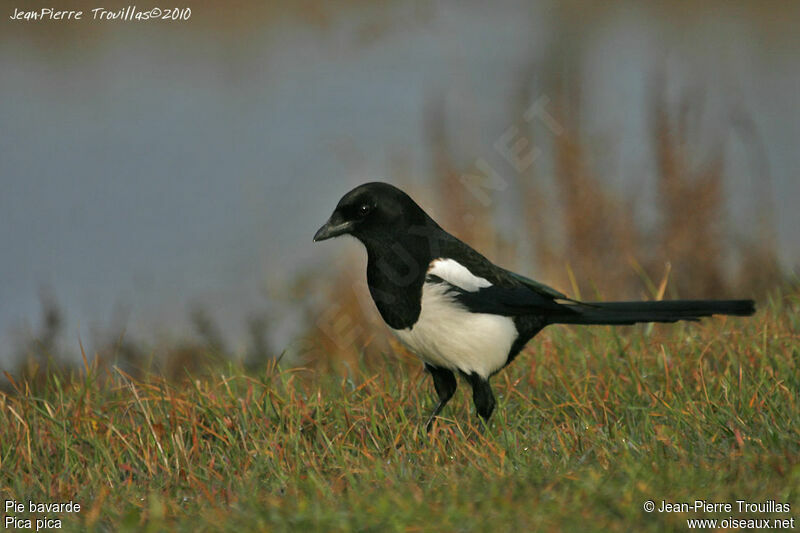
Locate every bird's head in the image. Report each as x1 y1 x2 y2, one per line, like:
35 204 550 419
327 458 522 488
313 182 431 245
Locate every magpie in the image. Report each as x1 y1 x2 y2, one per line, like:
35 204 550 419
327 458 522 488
313 182 755 430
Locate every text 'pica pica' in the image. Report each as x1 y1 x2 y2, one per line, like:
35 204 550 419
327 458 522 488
314 182 755 430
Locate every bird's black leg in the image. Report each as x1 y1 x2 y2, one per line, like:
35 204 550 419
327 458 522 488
466 373 495 428
424 364 457 432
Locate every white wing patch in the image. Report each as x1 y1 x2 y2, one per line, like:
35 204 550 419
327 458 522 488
428 258 492 292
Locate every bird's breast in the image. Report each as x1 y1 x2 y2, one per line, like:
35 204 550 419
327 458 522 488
391 280 518 378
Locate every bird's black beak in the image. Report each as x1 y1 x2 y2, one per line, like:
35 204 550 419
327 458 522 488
313 218 353 242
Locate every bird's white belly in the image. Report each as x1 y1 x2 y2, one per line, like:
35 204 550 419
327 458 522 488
391 282 518 378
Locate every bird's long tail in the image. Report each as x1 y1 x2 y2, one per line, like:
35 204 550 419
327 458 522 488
552 299 755 325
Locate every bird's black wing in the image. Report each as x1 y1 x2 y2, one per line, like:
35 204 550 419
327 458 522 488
502 269 577 302
425 273 579 318
432 233 582 318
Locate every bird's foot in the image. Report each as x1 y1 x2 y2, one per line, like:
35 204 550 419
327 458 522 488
424 414 437 433
474 416 491 435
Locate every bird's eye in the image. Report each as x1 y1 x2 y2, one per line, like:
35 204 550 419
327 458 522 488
358 204 372 216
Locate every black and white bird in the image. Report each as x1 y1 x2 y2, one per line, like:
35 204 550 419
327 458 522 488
313 182 755 430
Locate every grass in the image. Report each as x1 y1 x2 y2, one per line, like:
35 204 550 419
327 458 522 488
1 288 798 531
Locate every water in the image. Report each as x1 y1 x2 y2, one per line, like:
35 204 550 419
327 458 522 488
1 1 798 363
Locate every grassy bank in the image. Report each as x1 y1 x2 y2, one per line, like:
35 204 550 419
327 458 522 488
1 289 798 531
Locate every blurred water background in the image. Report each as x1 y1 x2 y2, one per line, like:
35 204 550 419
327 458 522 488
1 0 798 372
